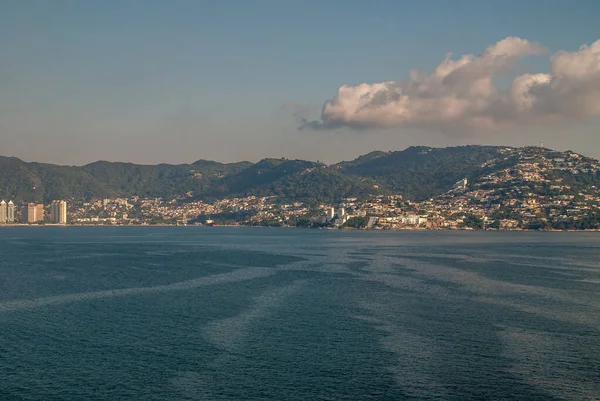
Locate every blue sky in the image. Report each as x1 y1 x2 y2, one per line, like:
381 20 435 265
1 0 599 164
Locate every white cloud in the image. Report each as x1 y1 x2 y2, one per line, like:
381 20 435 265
302 37 600 133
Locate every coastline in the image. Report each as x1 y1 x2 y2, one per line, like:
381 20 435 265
0 224 598 232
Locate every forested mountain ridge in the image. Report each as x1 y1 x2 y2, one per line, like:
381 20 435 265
1 145 598 204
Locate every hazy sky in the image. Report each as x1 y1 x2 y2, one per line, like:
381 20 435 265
1 0 600 165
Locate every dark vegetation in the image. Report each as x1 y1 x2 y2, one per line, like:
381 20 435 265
2 146 599 207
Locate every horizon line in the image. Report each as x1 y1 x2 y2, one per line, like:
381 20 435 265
1 144 575 167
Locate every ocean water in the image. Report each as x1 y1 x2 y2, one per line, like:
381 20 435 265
0 227 599 400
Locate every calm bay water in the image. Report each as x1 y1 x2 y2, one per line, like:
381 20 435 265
0 227 599 400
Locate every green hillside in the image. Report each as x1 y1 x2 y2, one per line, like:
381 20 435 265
335 145 504 200
2 146 598 205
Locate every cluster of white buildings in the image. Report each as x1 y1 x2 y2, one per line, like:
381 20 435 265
0 200 16 223
0 200 68 224
453 178 468 190
323 206 351 226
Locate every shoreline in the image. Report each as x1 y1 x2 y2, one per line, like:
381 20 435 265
0 224 598 232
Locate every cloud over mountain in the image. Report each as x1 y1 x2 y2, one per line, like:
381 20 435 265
302 37 600 133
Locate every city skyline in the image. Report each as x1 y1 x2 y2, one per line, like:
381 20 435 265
1 1 599 165
0 200 68 225
1 145 600 230
4 145 600 230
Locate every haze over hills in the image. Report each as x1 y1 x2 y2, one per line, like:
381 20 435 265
1 145 599 205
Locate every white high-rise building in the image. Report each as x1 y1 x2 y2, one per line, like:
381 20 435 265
337 207 346 218
51 200 68 224
327 207 335 220
24 203 44 223
0 200 6 223
7 201 15 222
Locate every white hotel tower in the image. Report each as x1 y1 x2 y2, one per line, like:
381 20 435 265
0 200 6 223
51 200 68 224
0 200 14 223
7 201 15 222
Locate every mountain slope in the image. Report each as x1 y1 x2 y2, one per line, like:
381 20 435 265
1 146 598 204
250 167 379 204
204 158 323 199
336 145 505 200
0 157 250 202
